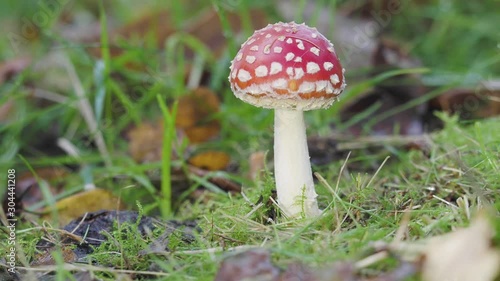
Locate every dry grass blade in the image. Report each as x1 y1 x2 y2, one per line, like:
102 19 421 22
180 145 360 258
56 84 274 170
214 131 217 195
61 53 112 167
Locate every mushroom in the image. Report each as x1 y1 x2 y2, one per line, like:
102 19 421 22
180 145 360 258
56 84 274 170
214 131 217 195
228 22 346 218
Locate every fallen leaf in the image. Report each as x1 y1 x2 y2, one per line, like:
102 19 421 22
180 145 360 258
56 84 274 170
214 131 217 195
18 167 68 198
176 87 221 143
214 249 280 281
2 167 69 216
249 151 267 181
32 246 78 266
127 121 163 163
126 117 240 194
279 262 316 281
42 188 125 226
422 214 500 281
188 151 230 171
430 82 500 120
306 262 360 281
214 248 420 281
126 88 222 162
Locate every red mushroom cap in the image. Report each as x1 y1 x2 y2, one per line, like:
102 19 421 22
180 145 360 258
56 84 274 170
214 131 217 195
229 22 346 111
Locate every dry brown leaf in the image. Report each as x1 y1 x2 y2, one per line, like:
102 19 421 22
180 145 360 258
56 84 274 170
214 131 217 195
127 88 223 163
214 248 419 281
176 87 220 143
18 167 68 184
188 151 230 171
32 246 78 266
249 151 267 180
422 214 500 281
3 168 69 219
17 167 68 206
127 121 163 163
430 82 500 120
279 262 316 281
214 249 280 281
42 188 125 226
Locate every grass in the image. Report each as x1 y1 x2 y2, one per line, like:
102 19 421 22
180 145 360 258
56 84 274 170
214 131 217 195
157 96 178 218
0 0 499 280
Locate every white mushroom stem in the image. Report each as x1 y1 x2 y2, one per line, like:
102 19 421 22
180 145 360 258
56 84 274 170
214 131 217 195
274 109 321 218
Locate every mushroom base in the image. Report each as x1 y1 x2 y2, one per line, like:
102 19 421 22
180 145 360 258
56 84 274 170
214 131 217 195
274 109 321 218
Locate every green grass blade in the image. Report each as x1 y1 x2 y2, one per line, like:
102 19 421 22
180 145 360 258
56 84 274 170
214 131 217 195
156 95 179 218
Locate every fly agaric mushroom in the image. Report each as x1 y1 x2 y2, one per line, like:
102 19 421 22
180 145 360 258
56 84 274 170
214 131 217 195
229 22 346 218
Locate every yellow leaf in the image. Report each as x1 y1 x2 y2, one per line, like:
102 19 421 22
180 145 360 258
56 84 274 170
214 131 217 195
42 188 125 226
127 121 163 163
188 151 230 171
176 87 220 144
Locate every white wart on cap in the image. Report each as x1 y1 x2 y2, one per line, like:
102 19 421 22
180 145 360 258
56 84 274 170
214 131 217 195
229 22 346 111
